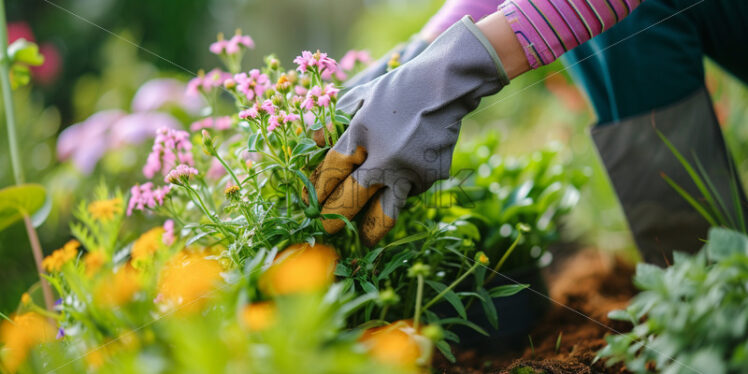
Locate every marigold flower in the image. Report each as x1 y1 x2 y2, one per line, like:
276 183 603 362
359 320 432 368
241 301 276 332
0 313 56 372
130 227 165 264
83 250 107 277
95 265 140 307
157 251 224 314
42 240 80 272
88 198 123 221
259 242 337 296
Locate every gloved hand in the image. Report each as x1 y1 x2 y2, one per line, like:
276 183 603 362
310 16 510 246
344 0 502 88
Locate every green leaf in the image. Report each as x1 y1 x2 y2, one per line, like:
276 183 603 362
0 184 47 231
376 250 413 282
9 64 31 89
382 231 429 249
706 227 748 261
426 280 466 320
8 39 44 66
247 133 262 151
438 317 489 336
435 340 456 363
488 283 529 298
31 192 52 228
478 287 498 329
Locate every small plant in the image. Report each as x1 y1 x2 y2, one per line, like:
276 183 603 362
598 227 748 374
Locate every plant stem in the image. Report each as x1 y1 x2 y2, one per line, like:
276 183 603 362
422 261 480 312
484 231 523 286
215 153 242 187
0 0 54 312
413 275 424 330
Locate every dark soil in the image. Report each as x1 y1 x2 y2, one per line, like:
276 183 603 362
434 249 638 373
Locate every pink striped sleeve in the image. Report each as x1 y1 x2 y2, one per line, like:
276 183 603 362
499 0 644 69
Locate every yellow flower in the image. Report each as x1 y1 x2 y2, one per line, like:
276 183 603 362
88 198 123 221
20 293 31 306
359 320 432 369
130 227 165 264
0 313 55 373
95 265 140 307
294 126 303 135
83 251 107 277
241 301 276 332
157 251 223 314
42 240 80 272
259 243 337 296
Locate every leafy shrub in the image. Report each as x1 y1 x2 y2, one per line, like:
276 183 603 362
599 227 748 374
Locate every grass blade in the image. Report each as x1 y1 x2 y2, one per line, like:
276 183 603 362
661 172 718 227
692 153 733 228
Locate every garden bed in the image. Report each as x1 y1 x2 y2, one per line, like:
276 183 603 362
435 248 637 373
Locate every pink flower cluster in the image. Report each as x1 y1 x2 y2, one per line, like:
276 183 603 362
162 219 176 245
321 50 372 81
239 99 276 120
234 69 270 101
293 50 338 75
187 69 231 95
210 32 254 55
127 183 171 216
165 164 199 184
301 84 340 109
268 111 300 132
143 128 194 179
190 116 232 132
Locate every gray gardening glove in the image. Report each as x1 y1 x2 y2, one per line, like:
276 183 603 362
310 16 510 246
343 36 429 88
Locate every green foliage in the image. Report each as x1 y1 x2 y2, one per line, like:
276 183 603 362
0 184 47 231
598 228 748 374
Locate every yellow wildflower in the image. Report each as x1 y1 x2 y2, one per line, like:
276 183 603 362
360 320 432 369
0 313 55 372
157 251 223 314
294 126 303 135
130 227 165 264
84 251 107 277
20 293 31 306
241 301 276 332
42 240 80 272
88 198 123 221
95 265 140 307
259 243 337 296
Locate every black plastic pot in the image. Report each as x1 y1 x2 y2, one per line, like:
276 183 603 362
433 259 550 352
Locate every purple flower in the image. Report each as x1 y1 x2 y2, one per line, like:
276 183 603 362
132 78 203 115
165 164 199 184
127 183 171 216
143 128 194 179
110 112 180 147
56 110 127 174
56 328 65 340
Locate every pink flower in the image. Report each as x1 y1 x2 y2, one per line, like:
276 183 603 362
132 78 203 115
294 85 308 96
239 107 259 119
127 183 171 216
303 84 340 109
143 128 194 179
187 69 231 96
209 39 228 55
267 111 300 132
190 116 233 132
293 50 338 75
165 164 199 184
261 99 276 114
339 50 372 71
206 158 226 180
234 69 270 101
226 33 254 54
162 219 176 245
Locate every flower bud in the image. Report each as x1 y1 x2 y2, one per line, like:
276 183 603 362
407 262 431 278
421 325 444 342
377 288 400 306
271 93 284 107
223 78 236 90
516 223 531 233
387 52 401 71
475 251 490 266
224 185 241 201
201 130 216 156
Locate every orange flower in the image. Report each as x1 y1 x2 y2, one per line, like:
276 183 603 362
83 251 107 277
88 198 123 221
95 265 140 307
241 301 276 332
157 251 223 314
259 243 337 295
131 227 165 264
359 321 432 368
0 313 55 372
42 239 80 272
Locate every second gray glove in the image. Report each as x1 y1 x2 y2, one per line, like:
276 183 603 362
310 16 510 246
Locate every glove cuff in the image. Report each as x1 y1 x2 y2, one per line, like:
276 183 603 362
459 15 510 87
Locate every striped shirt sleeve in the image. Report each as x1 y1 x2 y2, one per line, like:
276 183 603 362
499 0 643 69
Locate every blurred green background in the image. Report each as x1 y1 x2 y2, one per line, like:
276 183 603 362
1 0 747 315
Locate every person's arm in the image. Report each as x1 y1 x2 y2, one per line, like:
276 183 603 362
480 0 643 74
